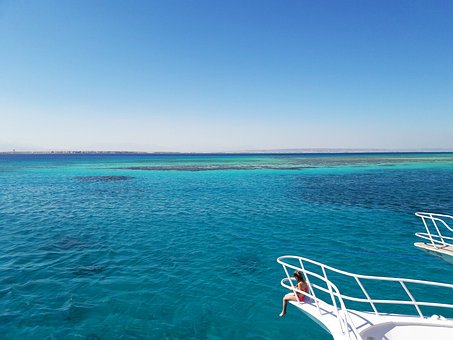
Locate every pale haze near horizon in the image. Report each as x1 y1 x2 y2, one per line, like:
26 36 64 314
1 1 452 152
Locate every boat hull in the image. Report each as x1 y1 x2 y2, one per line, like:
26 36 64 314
414 242 453 264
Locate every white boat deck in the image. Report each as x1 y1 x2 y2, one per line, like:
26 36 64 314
414 242 453 256
290 298 453 339
278 255 453 340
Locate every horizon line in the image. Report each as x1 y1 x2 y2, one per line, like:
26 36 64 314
1 148 453 155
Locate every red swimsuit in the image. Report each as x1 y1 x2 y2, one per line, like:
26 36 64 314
297 286 308 302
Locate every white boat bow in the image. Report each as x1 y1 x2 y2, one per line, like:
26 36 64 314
277 255 453 339
414 212 453 263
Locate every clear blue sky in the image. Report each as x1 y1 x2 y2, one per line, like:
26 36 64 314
1 0 452 152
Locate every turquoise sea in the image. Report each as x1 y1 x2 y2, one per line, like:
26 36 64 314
1 153 453 339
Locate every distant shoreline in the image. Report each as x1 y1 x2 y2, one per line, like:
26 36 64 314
1 149 453 155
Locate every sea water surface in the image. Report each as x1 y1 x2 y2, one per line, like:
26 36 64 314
1 153 453 339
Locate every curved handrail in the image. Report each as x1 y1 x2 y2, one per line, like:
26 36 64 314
415 232 453 245
280 277 360 339
278 255 453 339
279 262 361 339
415 212 453 248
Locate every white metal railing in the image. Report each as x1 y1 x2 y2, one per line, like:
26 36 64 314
415 212 453 249
277 255 453 340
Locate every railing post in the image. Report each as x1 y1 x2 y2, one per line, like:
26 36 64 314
298 258 321 314
321 266 346 335
282 264 297 299
355 277 379 315
335 285 360 340
400 281 424 318
431 217 446 246
421 216 436 248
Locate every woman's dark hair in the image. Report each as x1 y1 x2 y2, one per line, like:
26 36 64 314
293 270 305 282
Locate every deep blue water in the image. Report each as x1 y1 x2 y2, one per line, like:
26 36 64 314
1 153 453 339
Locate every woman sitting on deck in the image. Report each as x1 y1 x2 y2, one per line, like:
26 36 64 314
279 270 308 317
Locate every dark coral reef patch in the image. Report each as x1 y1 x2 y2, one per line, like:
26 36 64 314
74 176 134 182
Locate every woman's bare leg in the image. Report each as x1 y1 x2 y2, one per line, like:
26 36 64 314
279 293 297 317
